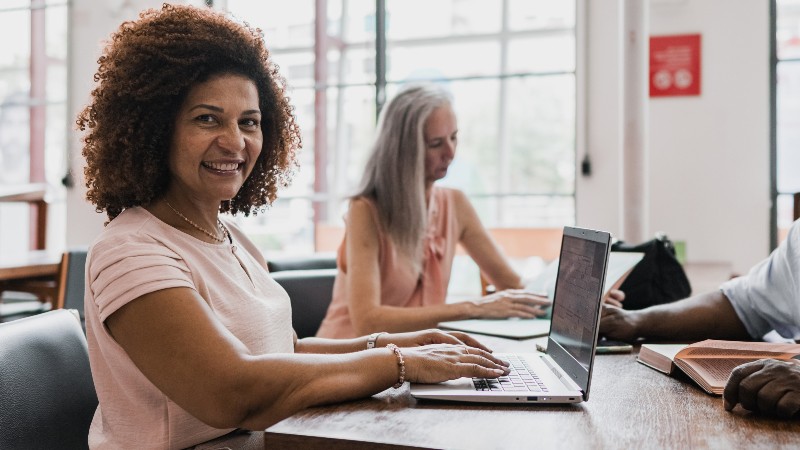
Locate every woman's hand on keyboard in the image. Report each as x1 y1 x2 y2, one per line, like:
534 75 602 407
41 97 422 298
467 290 551 319
402 344 511 383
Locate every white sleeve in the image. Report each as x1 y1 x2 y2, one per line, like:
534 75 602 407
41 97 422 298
721 220 800 340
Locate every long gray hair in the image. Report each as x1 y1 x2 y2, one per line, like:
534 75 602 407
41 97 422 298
354 84 453 269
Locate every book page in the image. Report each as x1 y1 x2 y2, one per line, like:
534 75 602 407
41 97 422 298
677 357 758 392
675 340 800 395
603 252 645 293
677 340 800 361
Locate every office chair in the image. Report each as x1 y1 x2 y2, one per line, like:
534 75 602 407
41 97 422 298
0 309 98 450
271 269 337 338
55 248 88 331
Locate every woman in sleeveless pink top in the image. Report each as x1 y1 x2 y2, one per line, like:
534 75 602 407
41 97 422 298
317 85 553 339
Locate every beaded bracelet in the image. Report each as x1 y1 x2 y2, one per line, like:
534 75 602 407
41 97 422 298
386 343 406 389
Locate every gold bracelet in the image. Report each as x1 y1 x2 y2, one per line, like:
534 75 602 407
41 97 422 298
386 343 406 389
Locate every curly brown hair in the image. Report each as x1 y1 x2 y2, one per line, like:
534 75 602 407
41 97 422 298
77 4 300 221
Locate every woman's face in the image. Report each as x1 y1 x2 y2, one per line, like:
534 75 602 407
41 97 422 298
423 105 457 184
167 73 263 205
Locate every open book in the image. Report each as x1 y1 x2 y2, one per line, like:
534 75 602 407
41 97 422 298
637 340 800 395
523 251 644 299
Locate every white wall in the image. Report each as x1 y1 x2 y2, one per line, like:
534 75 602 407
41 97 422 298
578 1 624 235
64 0 771 273
578 0 770 273
65 0 172 248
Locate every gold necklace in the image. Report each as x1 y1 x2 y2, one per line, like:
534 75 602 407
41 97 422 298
165 201 229 243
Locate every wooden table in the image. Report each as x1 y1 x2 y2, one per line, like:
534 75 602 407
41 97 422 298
189 260 798 449
259 334 800 449
0 250 61 304
0 184 59 305
258 261 797 449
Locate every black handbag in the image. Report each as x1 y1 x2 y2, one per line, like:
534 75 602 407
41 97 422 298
611 234 692 310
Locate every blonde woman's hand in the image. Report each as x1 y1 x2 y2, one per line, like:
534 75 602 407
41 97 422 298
469 289 551 319
401 344 510 384
378 329 494 353
604 289 625 308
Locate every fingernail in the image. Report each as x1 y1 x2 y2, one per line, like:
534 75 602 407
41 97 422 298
493 368 505 375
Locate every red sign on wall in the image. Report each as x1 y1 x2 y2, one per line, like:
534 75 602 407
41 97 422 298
650 34 701 97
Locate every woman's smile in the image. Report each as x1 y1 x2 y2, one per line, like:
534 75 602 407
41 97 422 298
167 73 263 202
202 160 245 174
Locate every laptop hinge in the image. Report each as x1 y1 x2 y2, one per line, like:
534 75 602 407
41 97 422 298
542 355 583 392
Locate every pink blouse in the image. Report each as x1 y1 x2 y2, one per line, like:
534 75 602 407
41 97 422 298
316 187 460 338
85 207 294 449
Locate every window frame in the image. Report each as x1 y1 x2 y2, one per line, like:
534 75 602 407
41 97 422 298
222 0 581 253
0 0 69 251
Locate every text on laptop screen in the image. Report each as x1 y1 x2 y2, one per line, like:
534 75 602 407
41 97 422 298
549 234 607 370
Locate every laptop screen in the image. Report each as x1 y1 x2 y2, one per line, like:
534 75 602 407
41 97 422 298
547 227 610 397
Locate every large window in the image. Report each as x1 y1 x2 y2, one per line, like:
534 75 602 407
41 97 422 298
0 1 68 255
776 0 800 242
224 0 578 256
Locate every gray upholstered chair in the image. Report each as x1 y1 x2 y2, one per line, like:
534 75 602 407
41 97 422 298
0 309 98 449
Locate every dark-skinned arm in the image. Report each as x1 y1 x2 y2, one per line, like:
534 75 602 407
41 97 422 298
600 290 751 342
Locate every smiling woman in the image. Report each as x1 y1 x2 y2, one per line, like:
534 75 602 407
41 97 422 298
78 6 298 223
76 5 512 449
164 73 264 234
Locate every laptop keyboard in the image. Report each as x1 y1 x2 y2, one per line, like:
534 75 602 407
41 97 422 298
472 354 549 392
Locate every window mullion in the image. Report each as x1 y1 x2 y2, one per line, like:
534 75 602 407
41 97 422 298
314 0 329 226
375 0 387 118
29 0 47 249
331 0 351 225
496 0 511 226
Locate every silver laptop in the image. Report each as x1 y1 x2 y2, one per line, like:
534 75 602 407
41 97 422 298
410 226 611 403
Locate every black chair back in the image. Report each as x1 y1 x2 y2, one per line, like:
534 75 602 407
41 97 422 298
56 248 88 331
267 254 337 273
271 269 336 338
0 309 97 449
